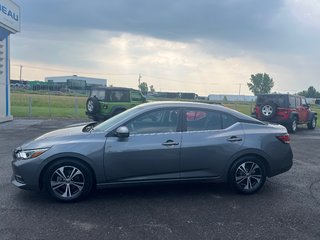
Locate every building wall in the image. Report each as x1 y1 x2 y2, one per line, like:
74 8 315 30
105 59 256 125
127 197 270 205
0 31 12 122
0 0 20 122
45 75 107 86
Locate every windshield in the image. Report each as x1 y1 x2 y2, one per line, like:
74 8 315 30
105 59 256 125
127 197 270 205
93 105 144 132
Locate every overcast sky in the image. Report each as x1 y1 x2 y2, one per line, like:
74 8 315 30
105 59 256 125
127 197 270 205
11 0 320 95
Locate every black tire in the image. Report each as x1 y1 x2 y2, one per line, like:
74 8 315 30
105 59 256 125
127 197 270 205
92 116 100 122
43 159 93 202
260 102 277 119
307 116 317 130
229 156 266 194
86 97 100 114
286 117 297 133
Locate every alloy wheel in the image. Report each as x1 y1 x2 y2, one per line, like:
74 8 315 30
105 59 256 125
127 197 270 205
50 166 85 199
87 100 94 112
261 105 273 116
235 162 262 191
292 119 297 132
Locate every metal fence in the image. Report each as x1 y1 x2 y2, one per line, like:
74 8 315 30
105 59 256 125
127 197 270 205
11 88 88 119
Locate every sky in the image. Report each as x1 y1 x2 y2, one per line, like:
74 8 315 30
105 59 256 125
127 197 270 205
10 0 320 96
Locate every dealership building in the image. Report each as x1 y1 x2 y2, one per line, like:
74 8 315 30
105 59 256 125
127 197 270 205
0 0 20 123
45 75 107 88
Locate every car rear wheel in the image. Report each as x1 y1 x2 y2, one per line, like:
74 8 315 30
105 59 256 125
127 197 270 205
287 117 297 133
229 157 266 194
307 117 317 130
43 160 93 202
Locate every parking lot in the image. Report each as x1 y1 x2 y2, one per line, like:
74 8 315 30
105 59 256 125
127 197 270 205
0 119 320 240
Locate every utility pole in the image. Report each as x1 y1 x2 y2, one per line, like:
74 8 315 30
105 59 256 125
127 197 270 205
138 73 142 86
138 73 142 90
19 65 23 83
238 83 241 96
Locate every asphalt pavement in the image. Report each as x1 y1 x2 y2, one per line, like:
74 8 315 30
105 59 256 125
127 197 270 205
0 119 320 240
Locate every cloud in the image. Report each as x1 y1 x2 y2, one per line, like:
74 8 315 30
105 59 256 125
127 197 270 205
11 0 320 95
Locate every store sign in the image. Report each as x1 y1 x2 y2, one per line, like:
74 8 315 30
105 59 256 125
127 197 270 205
0 0 20 33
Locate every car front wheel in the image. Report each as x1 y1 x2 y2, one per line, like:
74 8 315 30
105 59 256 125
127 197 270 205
307 117 317 130
229 157 266 194
287 117 297 133
43 159 93 202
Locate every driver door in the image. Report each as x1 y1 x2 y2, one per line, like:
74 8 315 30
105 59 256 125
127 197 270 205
104 108 181 182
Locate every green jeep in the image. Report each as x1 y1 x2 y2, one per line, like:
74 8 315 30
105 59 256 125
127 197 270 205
86 87 146 121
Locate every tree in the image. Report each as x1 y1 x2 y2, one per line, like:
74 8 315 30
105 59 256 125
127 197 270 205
298 86 320 98
138 82 148 95
247 73 274 96
149 85 155 93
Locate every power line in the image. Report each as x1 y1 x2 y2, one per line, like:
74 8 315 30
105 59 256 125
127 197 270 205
143 74 220 85
11 64 138 77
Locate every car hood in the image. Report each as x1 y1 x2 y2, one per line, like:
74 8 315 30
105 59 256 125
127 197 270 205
20 125 89 150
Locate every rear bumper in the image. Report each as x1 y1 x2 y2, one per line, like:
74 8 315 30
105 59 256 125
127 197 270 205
267 146 293 177
252 114 292 126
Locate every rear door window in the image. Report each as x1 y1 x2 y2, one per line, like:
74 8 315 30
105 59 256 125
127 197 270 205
90 89 105 100
289 96 296 108
296 96 301 107
106 90 130 102
131 91 143 101
184 109 237 131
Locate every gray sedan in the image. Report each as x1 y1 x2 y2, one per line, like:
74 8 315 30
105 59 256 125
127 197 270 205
12 101 293 202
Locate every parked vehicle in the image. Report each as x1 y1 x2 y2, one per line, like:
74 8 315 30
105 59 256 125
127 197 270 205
86 87 146 121
12 101 293 202
252 94 317 133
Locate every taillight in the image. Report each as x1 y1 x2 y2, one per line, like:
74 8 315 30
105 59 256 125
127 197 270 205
276 134 290 144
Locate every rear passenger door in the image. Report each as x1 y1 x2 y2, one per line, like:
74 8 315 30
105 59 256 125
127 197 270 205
180 108 244 179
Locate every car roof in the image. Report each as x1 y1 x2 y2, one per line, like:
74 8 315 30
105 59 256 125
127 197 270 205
138 101 263 124
257 93 305 98
91 87 139 91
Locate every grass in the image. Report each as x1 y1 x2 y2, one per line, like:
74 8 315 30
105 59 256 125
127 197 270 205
10 92 320 127
11 93 88 118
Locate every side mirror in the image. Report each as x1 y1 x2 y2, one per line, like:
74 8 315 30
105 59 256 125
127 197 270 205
115 126 129 138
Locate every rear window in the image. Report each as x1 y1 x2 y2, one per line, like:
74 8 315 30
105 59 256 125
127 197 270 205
257 95 287 107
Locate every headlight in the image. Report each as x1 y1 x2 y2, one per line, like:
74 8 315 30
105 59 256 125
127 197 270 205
16 148 49 160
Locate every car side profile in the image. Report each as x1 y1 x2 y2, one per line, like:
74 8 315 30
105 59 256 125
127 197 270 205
252 94 317 133
12 102 293 202
86 87 146 121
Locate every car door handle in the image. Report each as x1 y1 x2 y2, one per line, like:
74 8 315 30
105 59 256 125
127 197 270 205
227 136 243 142
162 140 179 146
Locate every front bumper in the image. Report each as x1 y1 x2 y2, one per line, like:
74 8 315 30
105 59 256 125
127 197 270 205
11 157 42 191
